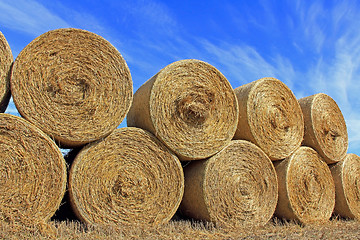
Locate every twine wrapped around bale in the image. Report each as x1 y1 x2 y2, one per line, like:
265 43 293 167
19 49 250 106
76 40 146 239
127 59 239 160
180 140 278 228
298 93 348 164
233 77 304 160
330 153 360 220
274 146 335 224
10 28 133 148
68 127 184 226
0 113 66 224
0 31 12 113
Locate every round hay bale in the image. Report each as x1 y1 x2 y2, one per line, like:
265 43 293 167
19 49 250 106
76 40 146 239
127 59 238 160
180 140 278 228
10 28 133 148
330 153 360 220
233 77 304 160
298 93 348 164
0 113 66 224
274 146 335 224
68 127 184 226
0 31 12 113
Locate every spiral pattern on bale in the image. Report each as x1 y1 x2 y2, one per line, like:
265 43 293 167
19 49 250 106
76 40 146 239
127 59 239 160
0 113 66 224
180 140 278 228
10 28 133 147
0 31 12 113
233 77 304 160
68 127 184 226
298 93 348 164
274 146 335 224
330 153 360 220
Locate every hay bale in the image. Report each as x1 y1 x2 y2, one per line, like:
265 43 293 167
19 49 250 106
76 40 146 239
68 127 184 226
0 113 66 224
127 59 238 160
274 146 335 224
10 28 133 148
233 77 304 160
330 153 360 220
298 93 348 164
0 31 12 113
180 140 278 228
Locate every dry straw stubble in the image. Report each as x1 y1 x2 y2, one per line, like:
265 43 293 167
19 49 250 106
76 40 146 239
233 77 304 160
180 140 278 228
274 146 335 224
330 153 360 220
0 113 66 225
69 127 184 226
10 28 133 148
0 31 12 113
127 59 239 160
298 93 348 164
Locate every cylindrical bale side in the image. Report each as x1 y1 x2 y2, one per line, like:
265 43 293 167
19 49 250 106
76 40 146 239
274 146 335 224
0 113 67 225
180 140 278 228
298 93 348 164
0 31 13 113
68 127 184 226
233 77 304 160
330 153 360 220
127 59 239 160
10 28 133 148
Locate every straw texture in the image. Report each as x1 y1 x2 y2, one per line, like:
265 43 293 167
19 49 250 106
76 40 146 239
127 59 239 160
274 146 335 224
10 28 132 147
233 77 304 160
180 140 278 228
69 127 184 226
330 153 360 220
0 31 12 113
298 93 348 164
0 113 66 224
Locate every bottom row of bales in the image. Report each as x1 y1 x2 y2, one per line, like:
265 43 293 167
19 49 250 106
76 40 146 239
1 113 359 229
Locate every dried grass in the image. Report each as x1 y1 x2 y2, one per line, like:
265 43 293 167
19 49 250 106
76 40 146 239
233 77 304 160
0 113 67 227
127 59 239 160
10 28 133 148
68 127 184 226
298 93 348 164
0 31 12 113
274 146 335 224
180 140 278 228
330 153 360 220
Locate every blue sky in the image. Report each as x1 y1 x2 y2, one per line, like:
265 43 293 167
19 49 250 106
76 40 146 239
1 0 360 155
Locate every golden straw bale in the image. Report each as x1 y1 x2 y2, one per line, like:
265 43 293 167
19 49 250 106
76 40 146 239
127 59 239 160
180 140 278 228
233 77 304 160
330 153 360 220
0 113 66 224
68 127 184 226
298 93 348 164
274 146 335 224
0 31 12 112
10 28 133 148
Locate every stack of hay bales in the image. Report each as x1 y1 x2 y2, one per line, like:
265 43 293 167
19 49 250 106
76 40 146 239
1 27 360 229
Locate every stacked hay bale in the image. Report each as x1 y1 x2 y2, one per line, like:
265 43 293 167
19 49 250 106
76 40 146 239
0 114 67 226
10 28 133 148
0 31 12 112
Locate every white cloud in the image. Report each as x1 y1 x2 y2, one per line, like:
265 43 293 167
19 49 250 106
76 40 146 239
0 0 70 36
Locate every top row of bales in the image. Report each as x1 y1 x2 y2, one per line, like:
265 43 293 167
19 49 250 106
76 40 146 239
0 28 348 163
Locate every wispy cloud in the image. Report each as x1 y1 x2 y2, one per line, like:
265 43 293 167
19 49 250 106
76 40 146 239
0 0 70 36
